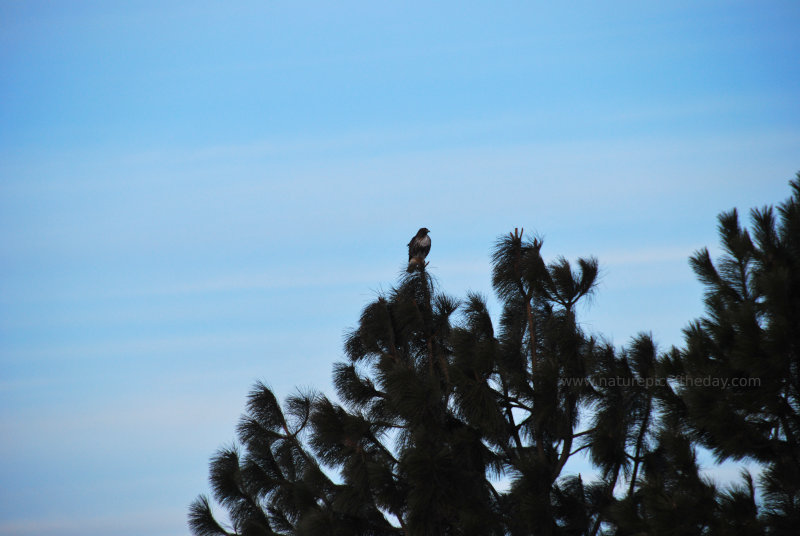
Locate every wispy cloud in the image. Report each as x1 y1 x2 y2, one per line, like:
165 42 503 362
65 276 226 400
0 509 184 536
597 245 703 266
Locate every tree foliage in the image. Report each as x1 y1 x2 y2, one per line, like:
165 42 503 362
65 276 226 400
190 175 800 535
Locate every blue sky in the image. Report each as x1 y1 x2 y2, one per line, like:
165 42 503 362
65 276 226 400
1 1 798 534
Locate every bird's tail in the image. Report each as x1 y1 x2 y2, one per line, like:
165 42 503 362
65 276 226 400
407 257 423 273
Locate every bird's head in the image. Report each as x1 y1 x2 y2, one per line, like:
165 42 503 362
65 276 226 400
419 227 430 235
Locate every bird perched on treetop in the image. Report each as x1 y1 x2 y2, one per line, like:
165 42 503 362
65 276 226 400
407 227 431 272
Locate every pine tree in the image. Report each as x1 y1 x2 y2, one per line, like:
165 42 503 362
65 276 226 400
190 229 603 535
485 229 600 535
189 173 800 536
583 334 661 535
666 175 800 533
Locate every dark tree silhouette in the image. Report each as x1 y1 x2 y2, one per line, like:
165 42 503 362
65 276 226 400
190 175 800 535
190 228 602 535
664 174 800 533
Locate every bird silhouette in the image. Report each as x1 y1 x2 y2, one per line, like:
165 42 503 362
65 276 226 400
406 227 431 272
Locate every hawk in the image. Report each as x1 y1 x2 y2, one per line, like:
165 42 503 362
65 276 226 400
407 227 431 272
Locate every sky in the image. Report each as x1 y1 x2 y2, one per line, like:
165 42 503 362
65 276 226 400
1 1 798 534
